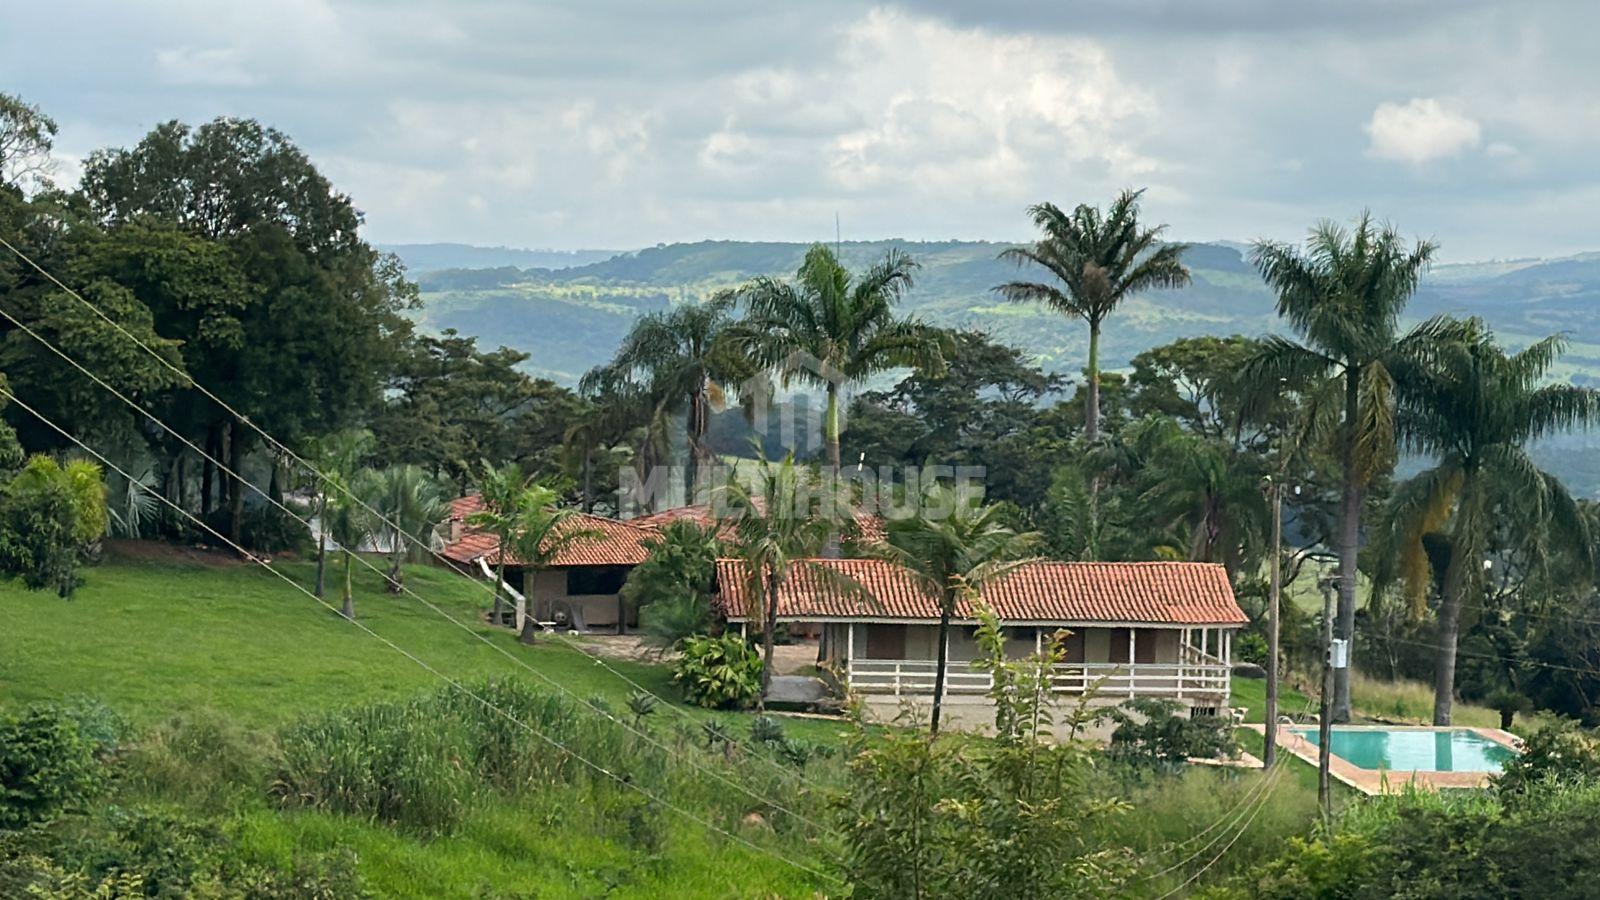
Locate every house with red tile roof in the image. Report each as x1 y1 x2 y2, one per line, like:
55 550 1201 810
438 494 655 631
715 557 1248 721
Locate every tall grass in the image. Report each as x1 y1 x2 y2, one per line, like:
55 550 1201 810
270 677 835 839
1348 673 1558 734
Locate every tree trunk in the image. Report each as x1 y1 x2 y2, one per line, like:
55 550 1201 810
1333 368 1362 723
518 567 538 645
582 448 594 514
268 458 283 506
1085 318 1102 442
825 382 842 472
201 423 218 516
759 568 781 706
315 526 327 599
175 453 187 515
340 551 355 620
492 557 506 626
514 563 529 638
228 421 246 550
388 542 404 594
1433 490 1478 726
931 593 953 735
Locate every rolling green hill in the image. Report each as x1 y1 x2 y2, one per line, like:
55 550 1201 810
405 239 1600 494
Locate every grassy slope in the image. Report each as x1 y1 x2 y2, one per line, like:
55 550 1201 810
2 547 843 898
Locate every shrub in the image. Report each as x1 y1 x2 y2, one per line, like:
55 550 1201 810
1495 721 1600 797
0 704 107 830
238 503 313 555
1235 631 1269 667
672 634 763 709
0 457 107 598
1103 698 1238 769
624 520 720 648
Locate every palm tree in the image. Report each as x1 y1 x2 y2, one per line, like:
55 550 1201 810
1381 323 1599 724
721 451 857 700
308 430 372 600
874 484 1039 734
733 244 948 471
996 189 1190 443
505 483 604 644
468 459 533 627
1128 416 1270 580
366 464 445 594
323 470 372 620
1245 213 1444 722
582 295 748 502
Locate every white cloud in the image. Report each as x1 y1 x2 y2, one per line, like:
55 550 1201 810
154 46 256 87
1364 98 1482 164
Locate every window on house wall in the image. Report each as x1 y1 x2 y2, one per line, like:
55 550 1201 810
566 566 629 596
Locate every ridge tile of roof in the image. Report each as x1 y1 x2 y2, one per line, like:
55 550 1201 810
439 501 654 568
715 558 1247 626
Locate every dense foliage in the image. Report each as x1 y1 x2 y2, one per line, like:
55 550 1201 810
671 634 763 709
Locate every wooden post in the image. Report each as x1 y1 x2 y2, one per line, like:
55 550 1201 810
1266 477 1282 769
1178 627 1186 700
1128 628 1137 699
846 623 855 689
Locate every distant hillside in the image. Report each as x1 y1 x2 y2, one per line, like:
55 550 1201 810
404 238 1600 495
379 242 621 274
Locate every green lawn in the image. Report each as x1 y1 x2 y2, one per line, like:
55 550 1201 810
1 544 844 743
2 545 844 897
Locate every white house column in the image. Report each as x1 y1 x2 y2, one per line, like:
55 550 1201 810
1127 628 1137 698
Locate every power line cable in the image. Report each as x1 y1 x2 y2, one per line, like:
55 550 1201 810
0 382 843 886
0 292 837 837
0 233 818 789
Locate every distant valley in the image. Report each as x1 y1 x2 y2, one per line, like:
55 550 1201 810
387 239 1600 494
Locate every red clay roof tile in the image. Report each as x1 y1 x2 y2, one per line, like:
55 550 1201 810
715 558 1247 626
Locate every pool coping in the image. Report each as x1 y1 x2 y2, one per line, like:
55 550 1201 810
1245 724 1522 795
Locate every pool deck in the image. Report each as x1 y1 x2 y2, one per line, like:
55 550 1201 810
1245 724 1523 795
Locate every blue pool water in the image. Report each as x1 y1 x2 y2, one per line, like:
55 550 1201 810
1291 727 1515 773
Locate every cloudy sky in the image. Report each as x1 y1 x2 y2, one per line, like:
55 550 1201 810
3 1 1596 260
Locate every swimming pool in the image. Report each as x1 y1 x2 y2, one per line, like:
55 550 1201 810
1291 727 1516 773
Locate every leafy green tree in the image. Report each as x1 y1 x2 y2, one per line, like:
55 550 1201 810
364 464 445 594
0 456 107 598
582 294 749 500
874 484 1038 734
504 484 603 644
996 189 1190 443
372 329 581 493
722 451 856 698
78 117 415 539
733 244 947 471
1127 416 1270 578
1380 324 1599 724
1246 213 1443 721
671 634 763 709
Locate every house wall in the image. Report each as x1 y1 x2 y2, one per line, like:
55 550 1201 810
525 569 627 629
847 623 1186 664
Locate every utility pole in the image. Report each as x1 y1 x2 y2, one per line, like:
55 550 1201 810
1318 575 1335 820
1264 475 1282 770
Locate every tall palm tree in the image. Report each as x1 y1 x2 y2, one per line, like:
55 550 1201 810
721 451 856 700
734 244 948 471
468 459 533 627
506 483 603 644
582 295 748 502
1381 323 1599 724
1245 213 1445 722
308 429 372 600
996 189 1190 443
366 464 445 594
874 484 1039 734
